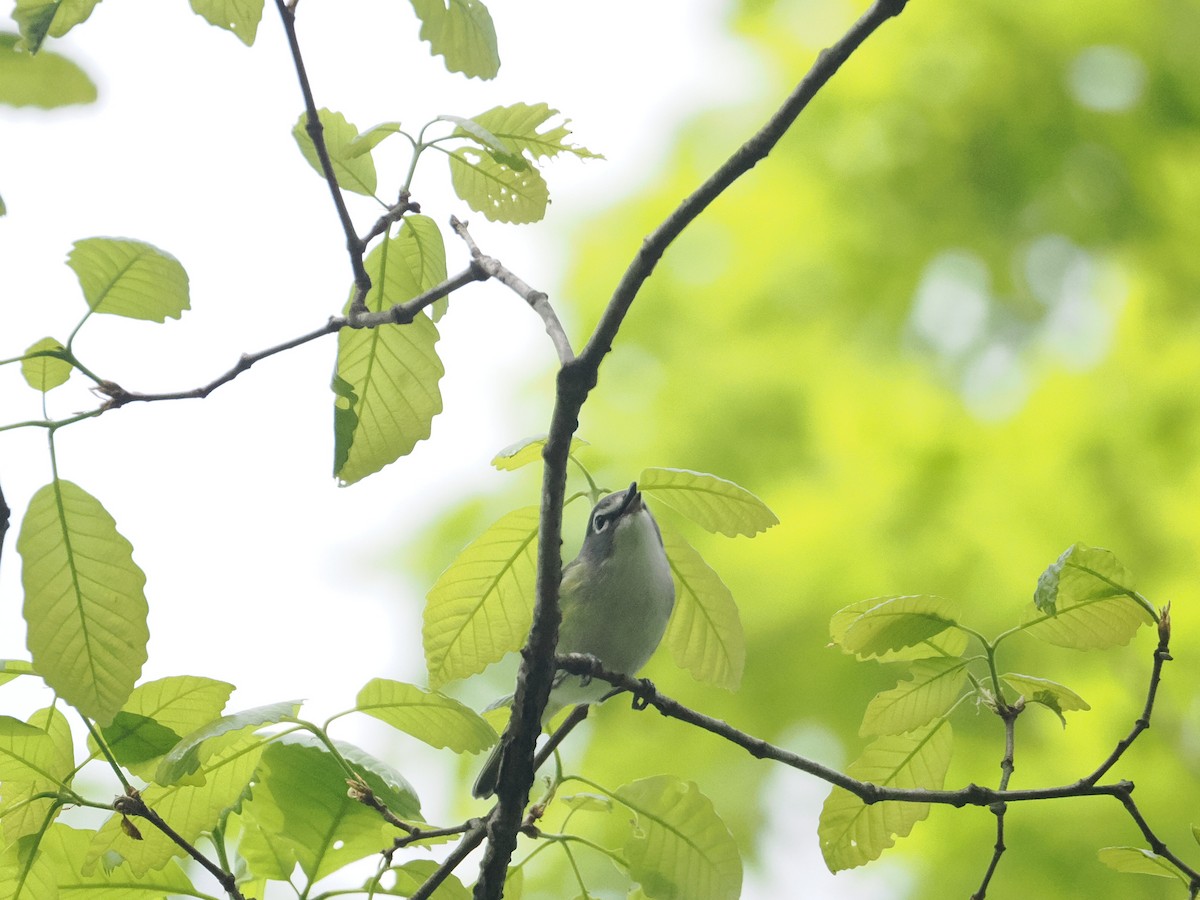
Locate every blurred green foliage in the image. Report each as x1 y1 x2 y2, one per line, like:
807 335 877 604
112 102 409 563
431 0 1200 896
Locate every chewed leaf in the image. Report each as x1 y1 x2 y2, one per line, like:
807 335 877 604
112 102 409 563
68 238 190 321
662 528 745 690
834 595 961 660
491 434 589 471
1022 544 1155 650
640 468 777 537
860 658 968 737
1000 673 1089 726
819 721 953 871
18 480 149 725
423 506 539 687
457 102 600 161
189 0 263 45
617 776 742 900
448 147 549 223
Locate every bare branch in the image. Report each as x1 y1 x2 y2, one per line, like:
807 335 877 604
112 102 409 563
451 216 575 364
971 700 1022 899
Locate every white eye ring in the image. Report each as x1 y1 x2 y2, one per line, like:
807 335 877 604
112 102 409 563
593 513 609 533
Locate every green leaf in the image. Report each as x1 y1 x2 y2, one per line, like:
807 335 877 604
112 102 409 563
372 860 471 898
999 673 1089 726
829 597 969 661
18 480 148 725
661 528 745 690
0 708 73 846
348 121 404 158
337 740 422 819
155 699 300 785
457 102 600 162
423 505 539 687
491 434 589 471
439 114 525 169
13 0 101 52
819 720 953 872
86 731 268 876
1097 847 1187 881
448 146 549 224
0 33 96 107
562 792 614 813
241 739 407 883
1022 543 1155 650
353 678 497 752
640 468 778 537
860 658 969 737
0 660 36 686
334 216 446 484
833 595 961 660
67 237 190 321
19 337 70 392
616 775 742 900
408 0 499 80
292 108 378 197
95 675 234 779
189 0 263 45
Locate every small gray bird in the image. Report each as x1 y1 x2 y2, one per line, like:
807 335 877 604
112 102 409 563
472 482 675 799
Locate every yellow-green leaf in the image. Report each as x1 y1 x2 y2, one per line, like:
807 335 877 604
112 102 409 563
334 216 447 484
0 708 73 846
1022 543 1155 650
189 0 263 46
616 775 742 900
1098 847 1187 881
67 237 190 321
293 108 378 196
353 678 497 752
860 658 968 736
13 0 101 52
448 146 549 224
834 595 961 660
408 0 499 80
18 480 148 725
640 468 778 537
0 33 96 107
20 337 70 392
491 434 589 471
819 721 953 872
662 528 745 690
155 700 300 785
456 102 601 162
1000 673 1090 726
829 597 969 661
423 506 539 687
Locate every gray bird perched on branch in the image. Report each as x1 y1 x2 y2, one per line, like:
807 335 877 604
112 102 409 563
472 482 675 799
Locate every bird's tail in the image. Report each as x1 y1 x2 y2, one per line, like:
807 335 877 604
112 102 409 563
472 741 503 799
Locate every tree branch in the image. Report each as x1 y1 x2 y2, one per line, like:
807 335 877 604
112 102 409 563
471 3 911 895
971 699 1022 899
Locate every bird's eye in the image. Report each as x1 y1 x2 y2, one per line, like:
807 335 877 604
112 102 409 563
592 513 608 533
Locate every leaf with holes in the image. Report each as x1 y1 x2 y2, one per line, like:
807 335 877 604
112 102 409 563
448 147 548 224
423 506 539 687
189 0 263 45
662 528 744 690
18 480 148 725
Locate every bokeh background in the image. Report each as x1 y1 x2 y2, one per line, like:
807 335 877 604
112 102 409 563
3 0 1199 897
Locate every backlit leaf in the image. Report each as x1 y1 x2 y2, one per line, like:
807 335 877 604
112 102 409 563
18 480 148 725
19 337 70 392
0 33 96 107
999 673 1089 726
423 506 539 687
829 597 969 661
860 658 968 736
448 147 548 224
640 468 778 537
617 775 742 900
662 528 745 690
67 237 190 321
819 721 953 871
408 0 499 80
354 678 497 752
0 708 73 846
155 700 300 785
14 0 101 52
834 595 961 660
1098 847 1187 881
189 0 263 46
456 102 600 162
491 434 589 471
293 108 378 197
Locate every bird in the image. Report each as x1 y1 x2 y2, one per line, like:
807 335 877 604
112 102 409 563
472 481 675 799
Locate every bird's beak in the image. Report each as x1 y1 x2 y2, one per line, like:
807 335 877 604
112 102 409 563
616 481 642 517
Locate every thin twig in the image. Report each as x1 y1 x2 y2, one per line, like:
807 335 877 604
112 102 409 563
0 478 9 575
115 789 246 900
971 699 1022 899
274 0 372 315
408 821 488 900
471 3 912 896
451 216 575 364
